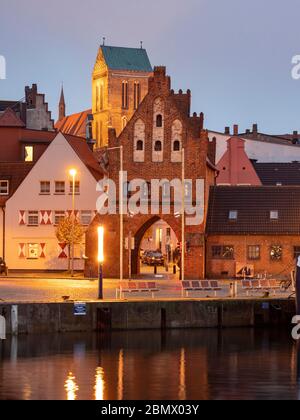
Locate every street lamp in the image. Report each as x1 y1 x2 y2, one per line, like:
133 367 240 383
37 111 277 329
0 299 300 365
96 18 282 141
69 168 77 277
98 226 104 300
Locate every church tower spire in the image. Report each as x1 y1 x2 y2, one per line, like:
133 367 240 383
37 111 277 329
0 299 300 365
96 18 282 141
58 85 66 121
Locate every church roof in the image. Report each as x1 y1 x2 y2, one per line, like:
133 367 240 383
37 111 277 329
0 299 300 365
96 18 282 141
55 109 92 138
101 46 153 72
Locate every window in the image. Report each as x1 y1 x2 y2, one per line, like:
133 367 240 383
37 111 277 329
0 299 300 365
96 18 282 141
270 245 282 261
55 211 65 225
55 181 65 194
248 245 260 260
154 141 162 152
173 140 181 152
40 181 50 195
294 246 300 259
212 245 234 260
229 210 238 220
25 146 33 162
270 210 279 220
28 243 39 259
122 116 127 130
69 181 80 195
136 140 144 151
134 82 141 110
28 211 39 226
156 114 163 127
0 180 9 195
81 211 92 226
99 83 104 111
122 81 129 109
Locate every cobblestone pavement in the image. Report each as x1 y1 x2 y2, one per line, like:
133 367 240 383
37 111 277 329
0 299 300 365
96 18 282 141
0 277 291 303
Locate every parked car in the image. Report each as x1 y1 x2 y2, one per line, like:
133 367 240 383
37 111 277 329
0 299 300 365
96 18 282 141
0 258 8 276
141 250 153 265
143 251 165 266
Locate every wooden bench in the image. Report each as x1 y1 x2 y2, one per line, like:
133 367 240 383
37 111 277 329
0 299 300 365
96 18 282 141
116 282 159 299
242 279 281 296
181 280 222 297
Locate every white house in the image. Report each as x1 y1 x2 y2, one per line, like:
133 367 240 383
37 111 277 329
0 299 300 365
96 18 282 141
1 132 103 271
209 131 300 164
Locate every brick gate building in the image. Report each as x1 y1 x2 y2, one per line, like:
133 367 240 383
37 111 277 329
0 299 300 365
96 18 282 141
85 67 217 280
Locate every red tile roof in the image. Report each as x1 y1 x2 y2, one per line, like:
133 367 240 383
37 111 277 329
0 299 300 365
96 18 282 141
0 162 34 206
55 109 92 137
0 108 25 127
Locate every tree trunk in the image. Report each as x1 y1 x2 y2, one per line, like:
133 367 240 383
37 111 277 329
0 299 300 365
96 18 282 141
68 244 71 273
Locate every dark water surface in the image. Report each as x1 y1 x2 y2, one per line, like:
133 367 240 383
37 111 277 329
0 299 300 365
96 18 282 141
0 329 299 400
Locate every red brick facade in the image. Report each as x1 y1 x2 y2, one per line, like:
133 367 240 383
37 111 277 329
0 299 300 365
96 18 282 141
206 234 299 279
85 67 216 280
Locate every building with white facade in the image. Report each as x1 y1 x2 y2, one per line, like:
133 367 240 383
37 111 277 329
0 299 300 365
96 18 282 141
0 132 103 271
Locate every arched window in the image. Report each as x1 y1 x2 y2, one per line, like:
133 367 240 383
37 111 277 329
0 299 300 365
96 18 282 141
154 141 162 152
122 116 127 130
136 140 144 151
173 140 181 152
156 114 163 128
134 82 141 110
122 81 129 109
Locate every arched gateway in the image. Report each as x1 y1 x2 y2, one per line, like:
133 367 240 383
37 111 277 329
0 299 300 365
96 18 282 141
85 67 217 280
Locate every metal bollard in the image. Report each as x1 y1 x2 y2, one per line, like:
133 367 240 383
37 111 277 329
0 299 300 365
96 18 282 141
0 315 6 340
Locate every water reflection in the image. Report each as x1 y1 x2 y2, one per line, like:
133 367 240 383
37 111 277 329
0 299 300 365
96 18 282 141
65 372 79 400
0 329 298 400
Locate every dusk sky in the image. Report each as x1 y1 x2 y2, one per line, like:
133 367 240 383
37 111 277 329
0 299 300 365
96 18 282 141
1 0 300 133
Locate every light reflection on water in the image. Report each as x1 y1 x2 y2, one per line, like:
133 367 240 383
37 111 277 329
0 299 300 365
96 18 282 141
0 329 299 400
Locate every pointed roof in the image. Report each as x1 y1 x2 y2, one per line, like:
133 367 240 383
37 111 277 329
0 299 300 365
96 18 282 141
55 109 92 137
100 46 153 72
0 108 25 127
59 86 65 105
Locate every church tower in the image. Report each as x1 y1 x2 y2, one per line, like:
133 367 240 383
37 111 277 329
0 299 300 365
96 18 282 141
58 86 66 121
92 44 153 148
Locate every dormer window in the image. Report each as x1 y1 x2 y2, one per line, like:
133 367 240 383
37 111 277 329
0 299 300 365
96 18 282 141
270 210 279 220
24 145 34 162
0 180 9 195
156 114 163 128
229 210 238 220
154 140 162 152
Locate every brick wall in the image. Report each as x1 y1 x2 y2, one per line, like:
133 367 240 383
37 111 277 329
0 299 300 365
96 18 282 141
206 234 298 279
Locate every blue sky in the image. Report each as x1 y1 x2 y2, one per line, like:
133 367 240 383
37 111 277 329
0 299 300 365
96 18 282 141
1 0 300 134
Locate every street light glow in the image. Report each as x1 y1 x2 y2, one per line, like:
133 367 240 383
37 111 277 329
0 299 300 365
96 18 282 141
69 168 77 178
98 226 104 263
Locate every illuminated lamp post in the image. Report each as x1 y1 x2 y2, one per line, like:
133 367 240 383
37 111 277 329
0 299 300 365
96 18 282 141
69 168 77 277
98 226 104 300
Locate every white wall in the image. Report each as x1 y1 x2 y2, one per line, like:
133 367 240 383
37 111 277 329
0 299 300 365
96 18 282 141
5 133 100 271
208 132 300 164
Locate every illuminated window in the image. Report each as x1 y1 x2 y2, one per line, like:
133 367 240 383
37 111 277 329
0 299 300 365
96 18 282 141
134 82 141 110
28 211 39 226
122 116 127 130
40 181 50 195
122 81 129 109
27 243 39 259
55 211 65 225
0 180 9 195
55 181 65 194
25 146 33 162
248 245 260 260
270 245 282 261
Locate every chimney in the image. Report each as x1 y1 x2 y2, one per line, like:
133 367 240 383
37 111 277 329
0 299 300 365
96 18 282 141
224 127 230 135
252 124 258 135
233 125 239 136
293 130 299 145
